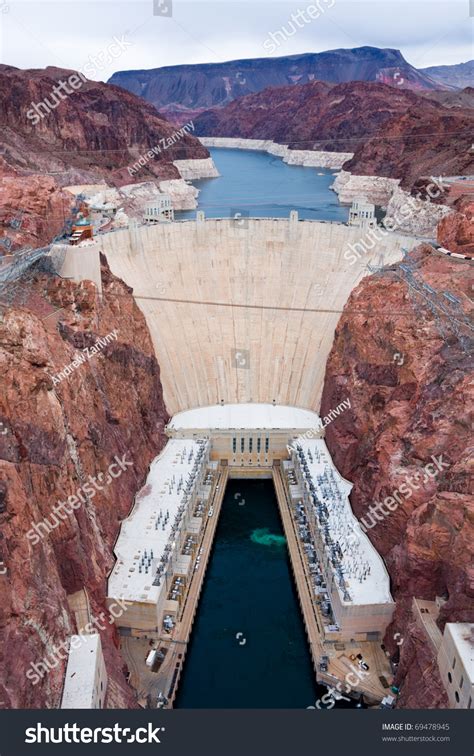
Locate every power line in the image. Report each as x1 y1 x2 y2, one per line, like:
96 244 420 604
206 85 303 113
132 293 471 321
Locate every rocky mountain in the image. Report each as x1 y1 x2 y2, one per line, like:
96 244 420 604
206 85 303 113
422 86 474 110
437 198 474 257
109 47 444 123
0 162 75 252
321 232 473 708
0 256 169 708
342 103 474 191
194 80 423 148
0 64 210 251
420 60 474 90
0 65 208 184
194 80 474 191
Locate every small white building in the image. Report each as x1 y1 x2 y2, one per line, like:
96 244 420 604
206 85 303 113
348 198 376 229
437 623 474 709
61 633 108 709
143 195 174 223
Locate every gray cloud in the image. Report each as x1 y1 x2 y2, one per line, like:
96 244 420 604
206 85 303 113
0 0 471 77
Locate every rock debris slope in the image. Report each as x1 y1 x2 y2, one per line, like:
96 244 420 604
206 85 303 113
0 258 169 708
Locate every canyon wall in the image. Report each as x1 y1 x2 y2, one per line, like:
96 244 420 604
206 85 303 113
0 66 214 251
437 198 474 257
320 243 473 708
0 167 75 251
194 80 474 195
0 258 169 708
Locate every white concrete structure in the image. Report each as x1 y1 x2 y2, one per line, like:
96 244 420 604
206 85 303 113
168 403 321 433
437 623 474 709
107 439 210 632
50 240 102 296
348 198 376 229
173 157 219 180
167 403 323 469
99 219 420 414
287 439 394 640
144 195 174 223
61 633 108 709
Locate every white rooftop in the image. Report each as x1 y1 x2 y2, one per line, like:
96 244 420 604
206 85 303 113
108 438 208 604
168 403 321 432
292 439 393 606
61 634 102 709
445 623 474 680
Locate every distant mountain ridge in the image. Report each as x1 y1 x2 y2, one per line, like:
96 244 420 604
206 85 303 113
108 46 447 123
420 60 473 90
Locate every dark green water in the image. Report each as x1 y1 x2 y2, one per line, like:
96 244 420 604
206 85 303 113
177 147 349 222
175 479 320 708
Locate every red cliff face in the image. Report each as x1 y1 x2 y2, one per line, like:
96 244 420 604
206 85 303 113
320 245 473 708
0 65 209 252
0 65 208 182
194 80 474 191
194 80 422 149
0 258 169 708
437 199 474 257
0 162 75 251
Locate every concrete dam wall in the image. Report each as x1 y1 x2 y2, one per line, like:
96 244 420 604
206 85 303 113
100 219 420 415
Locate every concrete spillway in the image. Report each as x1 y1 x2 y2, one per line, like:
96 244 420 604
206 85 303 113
100 218 419 414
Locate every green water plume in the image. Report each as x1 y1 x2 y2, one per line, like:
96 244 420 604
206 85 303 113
250 528 287 547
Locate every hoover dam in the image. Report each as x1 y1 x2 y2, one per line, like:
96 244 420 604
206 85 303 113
100 217 420 415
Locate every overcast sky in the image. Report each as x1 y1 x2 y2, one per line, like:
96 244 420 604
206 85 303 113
0 0 472 79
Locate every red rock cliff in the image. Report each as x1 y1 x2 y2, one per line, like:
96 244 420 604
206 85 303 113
0 64 209 252
437 198 474 258
194 80 474 191
0 257 169 708
320 244 473 708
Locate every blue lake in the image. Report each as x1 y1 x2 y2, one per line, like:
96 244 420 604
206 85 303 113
177 147 349 222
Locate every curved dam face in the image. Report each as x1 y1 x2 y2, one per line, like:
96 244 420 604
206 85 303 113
100 219 419 415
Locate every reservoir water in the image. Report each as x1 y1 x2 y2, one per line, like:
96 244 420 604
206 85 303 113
177 147 348 222
175 478 320 708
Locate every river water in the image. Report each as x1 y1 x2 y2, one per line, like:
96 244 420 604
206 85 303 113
177 147 348 222
175 479 321 708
